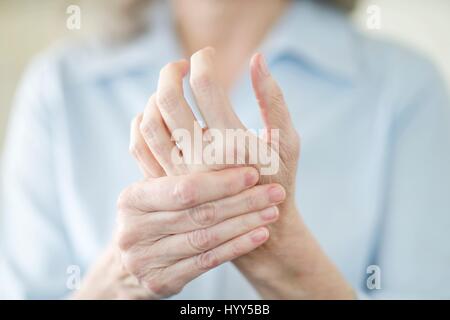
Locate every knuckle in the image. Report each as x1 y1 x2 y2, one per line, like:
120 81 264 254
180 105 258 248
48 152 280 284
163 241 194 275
116 225 137 251
117 187 134 211
170 284 184 296
190 72 213 93
165 211 184 227
230 240 244 258
148 139 165 156
128 142 141 158
196 250 220 270
157 87 179 114
145 274 174 298
245 194 257 211
117 183 144 212
116 216 147 252
187 228 215 252
145 278 165 297
140 117 159 140
188 202 217 227
121 252 145 278
240 214 254 231
173 178 197 207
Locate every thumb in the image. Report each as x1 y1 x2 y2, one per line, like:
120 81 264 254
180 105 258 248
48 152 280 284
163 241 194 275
250 53 294 142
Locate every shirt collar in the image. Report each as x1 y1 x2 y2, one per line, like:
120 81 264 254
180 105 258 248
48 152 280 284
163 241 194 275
79 0 360 83
260 0 361 82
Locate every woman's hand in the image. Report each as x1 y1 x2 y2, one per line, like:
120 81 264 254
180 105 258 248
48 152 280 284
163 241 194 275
129 47 355 299
69 245 150 300
116 167 284 299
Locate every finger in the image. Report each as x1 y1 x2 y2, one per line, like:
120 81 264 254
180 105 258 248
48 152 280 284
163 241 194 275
153 206 279 262
157 60 208 172
157 61 202 142
118 166 259 212
189 47 244 130
156 227 270 294
129 113 165 178
117 184 285 251
250 53 295 142
140 94 187 176
148 183 286 235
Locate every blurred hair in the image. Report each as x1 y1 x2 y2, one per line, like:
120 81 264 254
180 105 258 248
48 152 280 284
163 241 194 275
328 0 357 12
93 0 357 43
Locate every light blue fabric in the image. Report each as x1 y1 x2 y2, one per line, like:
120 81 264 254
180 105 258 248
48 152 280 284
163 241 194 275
1 0 450 299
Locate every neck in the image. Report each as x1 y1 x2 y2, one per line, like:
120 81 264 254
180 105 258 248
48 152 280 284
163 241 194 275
171 0 290 89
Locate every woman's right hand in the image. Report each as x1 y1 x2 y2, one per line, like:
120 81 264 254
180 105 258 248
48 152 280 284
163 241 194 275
116 167 285 299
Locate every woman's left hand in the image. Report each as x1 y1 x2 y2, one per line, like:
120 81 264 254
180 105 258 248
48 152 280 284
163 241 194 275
129 47 355 299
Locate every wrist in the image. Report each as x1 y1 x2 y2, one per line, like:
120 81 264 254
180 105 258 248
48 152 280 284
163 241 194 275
236 205 355 299
70 245 124 300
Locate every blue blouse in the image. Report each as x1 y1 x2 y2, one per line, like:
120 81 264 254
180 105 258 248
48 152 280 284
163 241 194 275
1 0 450 299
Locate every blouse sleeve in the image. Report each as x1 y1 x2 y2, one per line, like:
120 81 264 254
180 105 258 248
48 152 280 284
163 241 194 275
0 57 74 299
369 60 450 299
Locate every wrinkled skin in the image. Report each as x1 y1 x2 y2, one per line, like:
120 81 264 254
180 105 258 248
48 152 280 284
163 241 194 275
133 49 300 286
120 48 354 299
70 245 150 300
71 48 354 299
116 167 285 298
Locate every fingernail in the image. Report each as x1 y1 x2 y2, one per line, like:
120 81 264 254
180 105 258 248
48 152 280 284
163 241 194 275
250 228 269 243
259 55 270 76
260 206 279 221
268 185 285 203
244 169 259 187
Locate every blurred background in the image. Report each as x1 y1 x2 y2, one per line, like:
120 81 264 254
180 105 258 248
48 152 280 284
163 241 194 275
1 0 449 150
